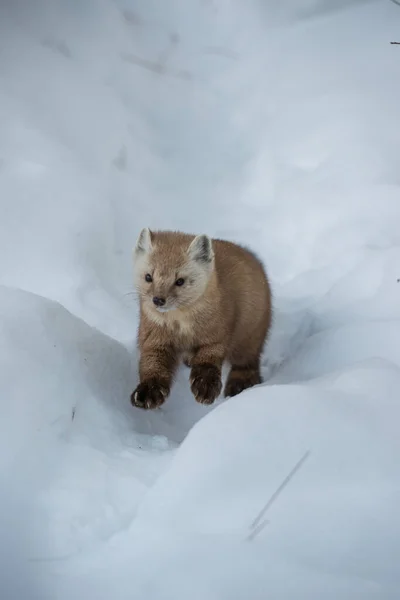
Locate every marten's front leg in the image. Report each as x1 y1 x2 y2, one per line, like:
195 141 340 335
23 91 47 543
189 343 224 405
131 344 178 410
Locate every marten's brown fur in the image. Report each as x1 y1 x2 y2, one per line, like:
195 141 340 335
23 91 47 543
130 228 272 409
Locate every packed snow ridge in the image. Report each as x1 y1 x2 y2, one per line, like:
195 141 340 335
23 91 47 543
1 0 400 598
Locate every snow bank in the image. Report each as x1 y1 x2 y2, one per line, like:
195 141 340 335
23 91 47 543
1 0 400 598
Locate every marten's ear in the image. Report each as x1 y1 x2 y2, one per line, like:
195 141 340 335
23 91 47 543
135 227 153 256
188 234 214 263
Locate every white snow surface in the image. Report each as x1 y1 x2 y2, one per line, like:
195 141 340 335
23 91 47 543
1 0 400 598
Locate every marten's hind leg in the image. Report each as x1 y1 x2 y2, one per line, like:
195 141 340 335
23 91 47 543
224 357 262 398
182 351 194 368
224 333 265 398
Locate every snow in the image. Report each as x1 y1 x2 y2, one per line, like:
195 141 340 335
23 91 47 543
1 0 400 598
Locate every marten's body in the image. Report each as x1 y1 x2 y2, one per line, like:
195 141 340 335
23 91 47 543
131 228 272 409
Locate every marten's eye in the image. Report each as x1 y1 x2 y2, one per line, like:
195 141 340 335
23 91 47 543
145 273 152 283
175 278 185 286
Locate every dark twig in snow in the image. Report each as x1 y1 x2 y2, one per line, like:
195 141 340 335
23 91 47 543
246 450 311 542
247 519 270 542
121 52 191 81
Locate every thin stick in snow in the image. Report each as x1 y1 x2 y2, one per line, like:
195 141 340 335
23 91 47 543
246 450 311 542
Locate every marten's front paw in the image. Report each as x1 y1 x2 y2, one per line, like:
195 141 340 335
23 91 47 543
131 379 169 410
190 364 222 405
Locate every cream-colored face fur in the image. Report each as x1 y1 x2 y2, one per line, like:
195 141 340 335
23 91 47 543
133 228 214 313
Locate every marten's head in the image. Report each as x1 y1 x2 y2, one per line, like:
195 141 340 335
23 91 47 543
133 228 214 313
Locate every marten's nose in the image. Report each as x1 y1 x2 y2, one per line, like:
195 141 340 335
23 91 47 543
153 296 166 307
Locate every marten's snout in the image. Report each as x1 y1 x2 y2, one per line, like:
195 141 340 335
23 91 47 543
153 296 166 307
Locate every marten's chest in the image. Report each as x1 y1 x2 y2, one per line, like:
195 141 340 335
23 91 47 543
166 312 195 347
143 302 225 350
145 307 197 349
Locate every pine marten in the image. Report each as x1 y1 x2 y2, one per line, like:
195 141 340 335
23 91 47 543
131 228 272 409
